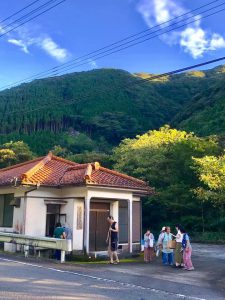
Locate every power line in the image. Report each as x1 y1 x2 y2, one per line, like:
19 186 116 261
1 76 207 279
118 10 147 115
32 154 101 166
29 2 225 80
1 56 225 120
29 0 223 77
0 0 42 24
0 0 223 90
0 0 66 39
23 4 225 79
0 0 59 34
53 5 225 76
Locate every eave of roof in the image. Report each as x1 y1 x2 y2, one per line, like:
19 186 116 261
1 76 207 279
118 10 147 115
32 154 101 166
0 153 153 193
0 156 45 172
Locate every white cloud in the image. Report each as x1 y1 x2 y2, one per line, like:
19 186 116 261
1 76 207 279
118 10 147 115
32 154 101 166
8 38 29 54
180 24 225 58
39 37 69 62
209 33 225 50
2 21 70 62
137 0 185 28
180 26 207 58
7 32 70 62
136 0 225 58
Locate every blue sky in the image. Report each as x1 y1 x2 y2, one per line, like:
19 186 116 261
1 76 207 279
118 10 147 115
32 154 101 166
0 0 225 88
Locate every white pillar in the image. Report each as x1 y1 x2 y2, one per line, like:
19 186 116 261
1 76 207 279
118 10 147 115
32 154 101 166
128 199 133 253
84 196 90 254
61 250 65 263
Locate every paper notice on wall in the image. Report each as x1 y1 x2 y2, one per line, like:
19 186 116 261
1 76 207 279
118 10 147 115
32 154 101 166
77 206 83 230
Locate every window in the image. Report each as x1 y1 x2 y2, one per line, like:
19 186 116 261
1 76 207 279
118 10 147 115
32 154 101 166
0 194 14 227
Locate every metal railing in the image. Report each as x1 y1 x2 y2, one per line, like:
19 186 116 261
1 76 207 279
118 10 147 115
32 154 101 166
0 232 72 263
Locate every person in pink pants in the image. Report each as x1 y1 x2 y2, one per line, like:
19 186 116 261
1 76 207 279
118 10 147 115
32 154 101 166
181 228 194 271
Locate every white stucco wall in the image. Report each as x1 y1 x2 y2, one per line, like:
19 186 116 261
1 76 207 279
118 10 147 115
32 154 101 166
24 188 65 236
61 187 87 198
25 197 46 236
133 196 141 202
111 201 119 222
28 187 63 198
60 198 84 250
87 187 133 202
26 188 86 250
73 199 84 250
13 197 25 234
0 184 143 254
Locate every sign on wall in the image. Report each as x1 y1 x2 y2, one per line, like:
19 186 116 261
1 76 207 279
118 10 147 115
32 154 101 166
77 206 83 230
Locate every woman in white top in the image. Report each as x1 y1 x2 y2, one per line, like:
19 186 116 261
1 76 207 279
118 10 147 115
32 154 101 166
173 224 184 268
144 229 154 262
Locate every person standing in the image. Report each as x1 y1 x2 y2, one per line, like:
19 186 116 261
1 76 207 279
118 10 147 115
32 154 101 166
173 224 183 268
106 216 119 265
181 228 194 271
63 223 72 240
53 222 66 260
157 227 166 245
63 223 73 256
161 227 173 266
144 229 154 262
157 226 166 262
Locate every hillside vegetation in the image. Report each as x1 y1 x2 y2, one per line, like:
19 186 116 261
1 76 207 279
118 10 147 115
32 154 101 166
0 66 224 155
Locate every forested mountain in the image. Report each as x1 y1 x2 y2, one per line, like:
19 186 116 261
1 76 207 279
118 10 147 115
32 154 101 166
0 65 224 155
172 65 225 135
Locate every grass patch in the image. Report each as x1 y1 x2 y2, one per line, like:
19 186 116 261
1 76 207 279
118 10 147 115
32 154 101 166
67 253 144 264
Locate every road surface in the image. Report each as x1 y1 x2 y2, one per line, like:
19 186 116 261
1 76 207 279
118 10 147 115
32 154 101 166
0 243 224 300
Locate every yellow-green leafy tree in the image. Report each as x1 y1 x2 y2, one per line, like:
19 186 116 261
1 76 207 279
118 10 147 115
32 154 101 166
193 154 225 229
0 141 34 168
113 125 220 231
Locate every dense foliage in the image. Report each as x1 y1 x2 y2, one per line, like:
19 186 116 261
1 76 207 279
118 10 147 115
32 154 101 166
1 66 225 155
1 65 225 235
113 126 222 232
173 65 225 135
0 141 34 168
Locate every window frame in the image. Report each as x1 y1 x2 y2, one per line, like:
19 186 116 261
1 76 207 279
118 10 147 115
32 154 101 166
0 194 14 228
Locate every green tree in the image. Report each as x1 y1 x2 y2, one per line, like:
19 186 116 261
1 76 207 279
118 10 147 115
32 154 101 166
113 126 220 232
51 145 70 158
2 141 34 163
193 154 225 230
193 155 225 197
0 149 16 167
0 141 34 168
67 151 113 168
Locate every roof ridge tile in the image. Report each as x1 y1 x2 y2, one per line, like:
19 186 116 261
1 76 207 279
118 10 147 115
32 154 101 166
58 164 88 186
21 153 53 183
65 163 89 171
51 155 78 166
98 166 147 185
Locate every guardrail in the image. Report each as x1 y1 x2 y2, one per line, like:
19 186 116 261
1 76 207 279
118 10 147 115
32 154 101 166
0 232 72 263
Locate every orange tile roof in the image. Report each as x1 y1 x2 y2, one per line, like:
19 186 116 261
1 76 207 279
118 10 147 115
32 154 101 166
0 153 153 193
0 156 44 186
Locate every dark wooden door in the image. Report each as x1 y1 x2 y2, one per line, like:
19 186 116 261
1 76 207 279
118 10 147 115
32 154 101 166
89 202 110 251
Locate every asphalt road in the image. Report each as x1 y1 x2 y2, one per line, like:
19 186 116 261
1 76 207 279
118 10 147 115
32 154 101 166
0 243 224 300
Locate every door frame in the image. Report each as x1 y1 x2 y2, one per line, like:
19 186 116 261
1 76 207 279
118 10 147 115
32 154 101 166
89 201 110 251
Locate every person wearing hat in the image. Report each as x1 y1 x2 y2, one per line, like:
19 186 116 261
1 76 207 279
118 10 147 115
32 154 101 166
158 226 166 244
156 226 166 262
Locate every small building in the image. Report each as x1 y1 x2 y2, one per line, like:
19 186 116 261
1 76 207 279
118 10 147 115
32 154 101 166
0 153 153 254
